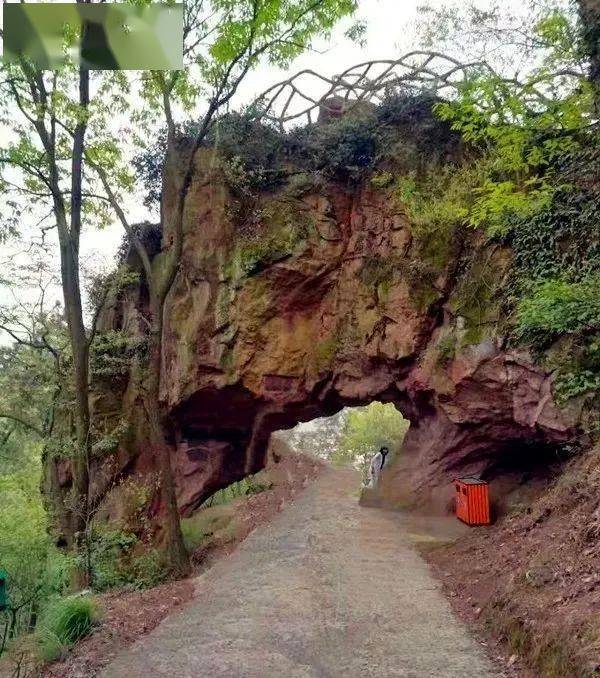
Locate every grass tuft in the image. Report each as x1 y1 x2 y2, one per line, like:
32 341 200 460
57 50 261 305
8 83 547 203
36 594 99 661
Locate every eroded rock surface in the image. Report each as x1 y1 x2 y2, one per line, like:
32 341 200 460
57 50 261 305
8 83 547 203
69 115 583 522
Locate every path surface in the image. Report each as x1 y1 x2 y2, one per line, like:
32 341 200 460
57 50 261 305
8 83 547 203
101 468 502 678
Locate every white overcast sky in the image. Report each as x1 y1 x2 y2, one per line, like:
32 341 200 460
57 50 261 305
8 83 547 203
81 0 447 267
80 0 493 266
0 0 526 333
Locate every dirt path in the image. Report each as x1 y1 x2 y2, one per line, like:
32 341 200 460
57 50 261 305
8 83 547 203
101 467 503 678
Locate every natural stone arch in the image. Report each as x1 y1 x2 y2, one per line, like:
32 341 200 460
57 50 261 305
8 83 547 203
168 380 417 515
166 343 577 518
45 102 582 536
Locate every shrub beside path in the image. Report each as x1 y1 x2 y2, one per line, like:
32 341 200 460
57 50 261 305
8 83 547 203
101 467 504 678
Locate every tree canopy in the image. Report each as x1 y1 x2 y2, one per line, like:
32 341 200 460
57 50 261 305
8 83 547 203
333 403 409 479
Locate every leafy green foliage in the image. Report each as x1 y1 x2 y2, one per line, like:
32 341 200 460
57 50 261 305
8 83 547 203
433 71 591 235
136 92 460 207
85 268 141 320
516 277 600 346
428 2 591 237
87 529 165 592
505 141 600 403
180 506 235 553
554 366 600 403
209 114 287 192
180 473 271 552
370 171 394 189
0 448 70 647
204 0 356 69
467 176 554 236
91 418 130 457
201 474 271 510
0 299 72 651
515 275 600 402
395 162 479 231
36 595 99 661
134 114 284 205
0 300 70 450
220 156 268 197
90 330 148 378
332 403 409 478
287 92 459 181
509 145 600 285
78 475 161 592
290 114 379 180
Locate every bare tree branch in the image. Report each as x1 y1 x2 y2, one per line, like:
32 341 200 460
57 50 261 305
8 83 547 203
85 157 154 284
0 412 43 437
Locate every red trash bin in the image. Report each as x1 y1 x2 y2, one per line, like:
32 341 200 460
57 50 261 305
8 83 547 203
454 477 490 526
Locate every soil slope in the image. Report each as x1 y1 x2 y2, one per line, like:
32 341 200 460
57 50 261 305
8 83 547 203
426 444 600 678
101 467 504 678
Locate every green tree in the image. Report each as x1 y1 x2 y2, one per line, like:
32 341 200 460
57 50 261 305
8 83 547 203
0 16 121 583
333 403 409 479
578 0 600 108
0 445 70 655
0 268 74 643
1 0 358 577
421 0 593 236
0 259 70 450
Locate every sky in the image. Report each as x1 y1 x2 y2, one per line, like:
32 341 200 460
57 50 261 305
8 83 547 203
80 0 443 268
0 0 525 338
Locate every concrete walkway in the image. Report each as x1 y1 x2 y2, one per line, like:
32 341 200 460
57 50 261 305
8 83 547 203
101 467 502 678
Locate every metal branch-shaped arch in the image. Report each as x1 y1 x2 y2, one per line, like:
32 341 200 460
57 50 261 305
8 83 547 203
251 51 585 130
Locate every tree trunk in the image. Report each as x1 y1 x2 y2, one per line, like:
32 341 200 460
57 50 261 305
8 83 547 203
144 293 190 576
57 232 91 588
579 0 600 109
33 62 92 588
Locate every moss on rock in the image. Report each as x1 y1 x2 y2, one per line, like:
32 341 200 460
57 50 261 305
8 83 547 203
314 335 340 372
448 247 510 347
225 199 313 280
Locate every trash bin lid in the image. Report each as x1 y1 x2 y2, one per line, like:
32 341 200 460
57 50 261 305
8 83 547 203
456 476 487 485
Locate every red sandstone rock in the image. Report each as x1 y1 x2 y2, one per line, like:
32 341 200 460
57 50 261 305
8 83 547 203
48 127 585 528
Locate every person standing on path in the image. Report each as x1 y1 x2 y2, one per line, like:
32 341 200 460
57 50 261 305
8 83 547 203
367 445 389 487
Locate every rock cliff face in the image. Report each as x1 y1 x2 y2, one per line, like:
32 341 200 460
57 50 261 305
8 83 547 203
83 117 583 522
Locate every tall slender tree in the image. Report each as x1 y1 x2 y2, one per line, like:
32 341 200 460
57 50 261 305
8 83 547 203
1 0 358 576
90 0 359 575
0 23 94 583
